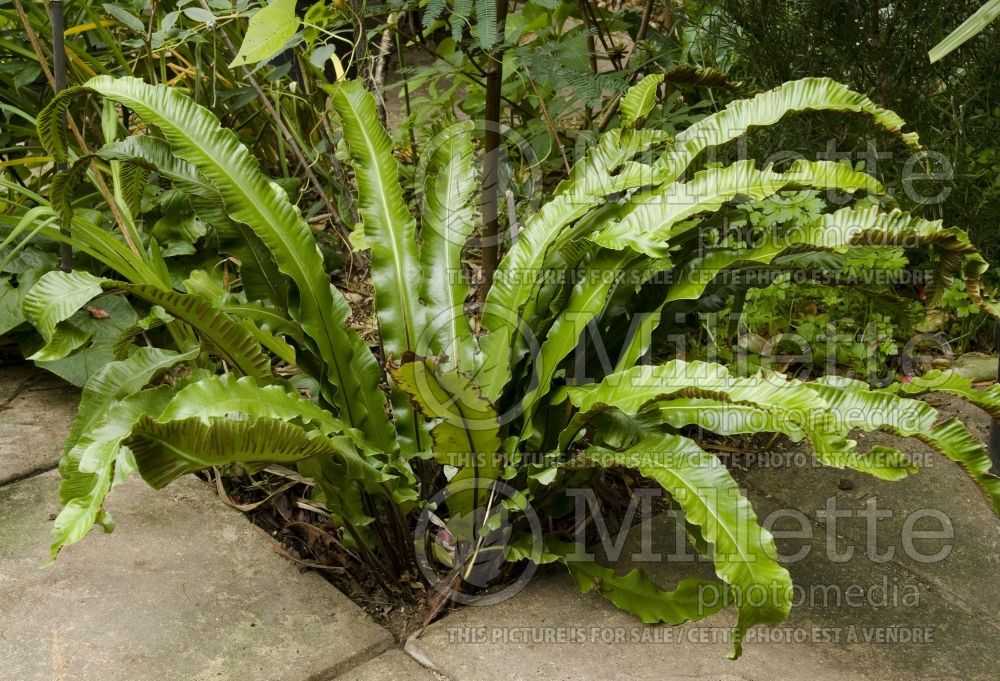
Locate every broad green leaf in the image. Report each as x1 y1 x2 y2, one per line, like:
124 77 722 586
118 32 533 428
620 73 664 127
507 537 727 625
230 0 299 67
655 77 920 183
329 80 423 354
882 369 1000 419
566 359 826 423
51 347 200 558
114 282 272 380
64 346 199 454
616 205 986 367
183 7 215 23
640 398 793 438
29 323 91 362
913 417 1000 516
591 160 886 259
21 270 103 360
566 562 727 625
52 384 178 558
34 295 141 387
801 376 933 480
103 3 145 32
329 80 426 453
154 374 390 486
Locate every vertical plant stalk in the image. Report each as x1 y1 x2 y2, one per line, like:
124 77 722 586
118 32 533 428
51 0 71 271
371 15 396 125
480 0 511 301
527 77 570 174
13 0 140 257
582 0 623 70
578 0 598 126
393 17 417 155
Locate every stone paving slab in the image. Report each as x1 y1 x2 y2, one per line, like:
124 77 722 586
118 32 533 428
734 395 1000 623
332 649 441 680
0 361 79 485
409 396 1000 681
0 471 393 681
409 510 996 681
406 571 869 681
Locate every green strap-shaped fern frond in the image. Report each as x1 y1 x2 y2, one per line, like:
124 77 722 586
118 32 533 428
328 80 424 357
117 282 273 380
620 74 664 128
479 129 666 399
882 369 1000 419
22 268 273 381
656 77 921 183
51 348 199 558
418 121 479 370
582 433 793 659
37 76 394 451
508 537 728 626
329 80 428 455
592 160 886 258
566 359 826 417
127 415 355 489
389 355 501 467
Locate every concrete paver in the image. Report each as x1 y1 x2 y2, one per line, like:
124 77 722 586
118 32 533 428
0 471 393 681
407 395 1000 680
0 361 78 485
332 649 441 681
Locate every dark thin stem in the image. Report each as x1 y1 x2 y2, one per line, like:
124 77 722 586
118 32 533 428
393 17 417 155
582 0 623 70
578 0 598 126
480 0 511 301
50 0 72 271
380 483 417 572
342 515 398 593
527 78 570 174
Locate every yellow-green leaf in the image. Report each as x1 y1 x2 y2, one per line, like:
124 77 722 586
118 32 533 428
229 0 299 68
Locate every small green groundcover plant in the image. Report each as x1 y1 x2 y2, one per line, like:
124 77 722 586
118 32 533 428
22 72 1000 658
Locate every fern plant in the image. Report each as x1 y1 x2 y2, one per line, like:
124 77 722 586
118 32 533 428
29 73 1000 658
